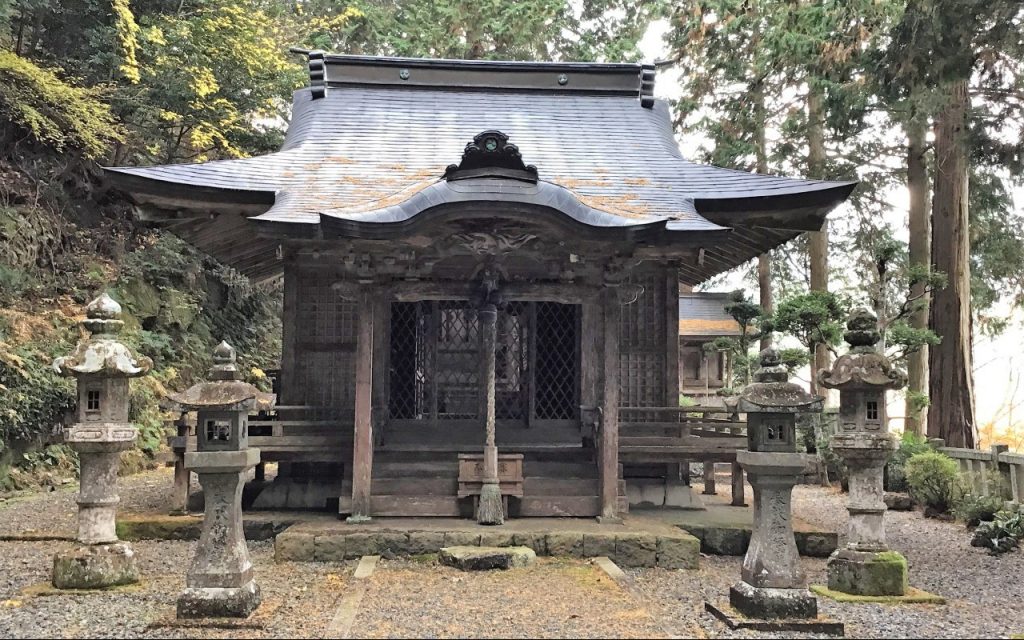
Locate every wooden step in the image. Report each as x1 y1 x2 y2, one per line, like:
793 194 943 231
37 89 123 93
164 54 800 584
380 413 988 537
522 461 597 477
522 476 598 496
518 495 600 517
372 477 457 495
338 494 464 517
373 461 460 476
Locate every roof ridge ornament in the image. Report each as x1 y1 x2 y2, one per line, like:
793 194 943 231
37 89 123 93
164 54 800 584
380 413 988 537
444 130 538 183
640 64 655 109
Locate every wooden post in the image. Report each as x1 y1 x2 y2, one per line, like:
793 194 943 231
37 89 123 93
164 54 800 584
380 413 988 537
665 265 680 407
600 287 622 523
172 454 190 515
350 288 375 520
703 461 717 495
730 461 746 507
476 303 503 524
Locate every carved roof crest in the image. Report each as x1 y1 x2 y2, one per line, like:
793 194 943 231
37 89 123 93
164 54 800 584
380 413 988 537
444 130 539 183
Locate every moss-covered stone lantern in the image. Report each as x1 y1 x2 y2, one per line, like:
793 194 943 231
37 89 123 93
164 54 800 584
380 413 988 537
730 348 823 619
51 293 153 589
167 341 261 618
818 309 908 596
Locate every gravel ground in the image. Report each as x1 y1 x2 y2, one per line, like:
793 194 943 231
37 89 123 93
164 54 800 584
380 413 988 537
353 557 673 639
629 482 1024 639
2 469 1024 638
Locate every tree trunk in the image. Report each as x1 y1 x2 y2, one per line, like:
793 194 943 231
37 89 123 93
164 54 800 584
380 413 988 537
905 116 931 436
927 79 976 449
754 82 774 352
807 87 830 397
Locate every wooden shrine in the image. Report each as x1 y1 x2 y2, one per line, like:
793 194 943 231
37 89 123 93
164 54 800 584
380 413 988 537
106 53 854 520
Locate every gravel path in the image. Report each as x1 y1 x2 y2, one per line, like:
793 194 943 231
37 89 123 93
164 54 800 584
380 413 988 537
2 470 1023 638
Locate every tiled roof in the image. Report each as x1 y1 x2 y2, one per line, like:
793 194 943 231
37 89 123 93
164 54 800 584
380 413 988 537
679 293 742 336
104 54 855 282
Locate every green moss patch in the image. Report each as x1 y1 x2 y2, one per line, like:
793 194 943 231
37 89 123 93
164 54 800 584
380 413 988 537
810 584 945 604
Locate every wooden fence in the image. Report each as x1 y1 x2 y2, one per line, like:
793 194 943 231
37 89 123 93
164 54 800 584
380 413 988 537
934 440 1024 512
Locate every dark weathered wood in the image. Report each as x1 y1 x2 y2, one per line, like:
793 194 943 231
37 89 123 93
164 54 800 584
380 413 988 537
279 261 299 404
731 461 747 506
457 453 524 497
702 461 716 495
350 288 375 517
601 286 621 520
372 291 390 445
172 455 190 515
339 495 462 517
665 265 680 406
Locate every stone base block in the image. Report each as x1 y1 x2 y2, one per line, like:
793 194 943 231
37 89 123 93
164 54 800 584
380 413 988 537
176 581 261 619
827 549 908 596
705 601 842 636
728 581 818 620
438 545 536 571
52 542 139 589
656 535 700 569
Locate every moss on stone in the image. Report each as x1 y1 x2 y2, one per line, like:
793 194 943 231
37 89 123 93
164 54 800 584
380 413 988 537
827 550 909 596
810 584 945 604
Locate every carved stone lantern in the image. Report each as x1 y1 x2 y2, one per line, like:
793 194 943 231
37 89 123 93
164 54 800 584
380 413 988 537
167 341 261 618
818 309 908 596
730 348 823 619
51 293 152 589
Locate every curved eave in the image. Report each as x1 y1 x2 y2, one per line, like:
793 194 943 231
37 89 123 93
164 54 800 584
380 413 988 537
103 168 276 212
694 181 857 231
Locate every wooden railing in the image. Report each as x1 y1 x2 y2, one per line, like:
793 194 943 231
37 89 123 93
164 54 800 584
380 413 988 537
617 405 748 506
935 441 1024 512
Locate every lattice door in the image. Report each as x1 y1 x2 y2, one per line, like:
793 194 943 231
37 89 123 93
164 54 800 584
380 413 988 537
289 274 357 409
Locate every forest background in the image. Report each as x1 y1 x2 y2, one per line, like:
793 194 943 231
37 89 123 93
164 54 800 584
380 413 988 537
0 0 1021 488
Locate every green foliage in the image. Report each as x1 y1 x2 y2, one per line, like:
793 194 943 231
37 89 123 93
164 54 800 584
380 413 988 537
905 451 961 514
885 431 932 492
0 51 121 158
766 291 846 358
971 510 1024 555
956 493 1006 528
0 332 75 449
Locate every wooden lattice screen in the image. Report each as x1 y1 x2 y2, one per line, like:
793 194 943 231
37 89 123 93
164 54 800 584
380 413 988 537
619 269 666 409
287 273 357 409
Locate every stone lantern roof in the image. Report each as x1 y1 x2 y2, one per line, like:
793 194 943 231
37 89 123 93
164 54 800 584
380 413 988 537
166 341 261 412
818 309 906 392
738 348 823 414
53 293 153 378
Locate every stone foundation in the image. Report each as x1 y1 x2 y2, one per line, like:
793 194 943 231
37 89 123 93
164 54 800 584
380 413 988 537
275 528 699 569
176 581 261 619
729 581 818 620
439 545 536 570
52 542 139 589
827 549 908 596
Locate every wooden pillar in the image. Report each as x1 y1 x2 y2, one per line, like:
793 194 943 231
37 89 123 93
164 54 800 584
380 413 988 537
703 461 717 495
731 461 747 507
480 304 499 484
580 295 602 446
371 291 390 447
665 265 680 407
600 287 622 522
172 455 190 515
350 288 375 519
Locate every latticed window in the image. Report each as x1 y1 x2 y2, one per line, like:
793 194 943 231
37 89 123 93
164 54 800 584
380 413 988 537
288 274 357 409
619 270 666 409
389 300 579 423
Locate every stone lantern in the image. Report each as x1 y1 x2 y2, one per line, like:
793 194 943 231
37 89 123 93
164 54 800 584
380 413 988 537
51 293 152 589
818 309 908 596
167 341 261 618
730 348 823 619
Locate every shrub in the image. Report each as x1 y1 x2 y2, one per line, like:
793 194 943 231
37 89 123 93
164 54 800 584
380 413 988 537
885 431 932 492
905 451 961 515
956 493 1006 527
971 511 1024 555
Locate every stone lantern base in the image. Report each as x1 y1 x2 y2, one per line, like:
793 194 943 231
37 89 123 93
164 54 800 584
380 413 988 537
729 581 818 619
827 548 907 596
177 582 261 619
52 542 139 589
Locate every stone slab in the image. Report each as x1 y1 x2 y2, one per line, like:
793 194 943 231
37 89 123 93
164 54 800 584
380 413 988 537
116 514 284 542
176 581 261 619
438 546 536 571
613 533 657 568
827 549 908 596
52 542 139 590
656 535 700 569
810 584 946 604
275 532 315 562
729 582 818 620
682 524 837 558
545 532 584 557
704 601 844 636
582 533 617 558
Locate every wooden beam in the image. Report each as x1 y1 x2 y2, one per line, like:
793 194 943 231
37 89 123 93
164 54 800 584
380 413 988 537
280 262 299 404
600 286 621 522
349 287 375 518
371 288 390 446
